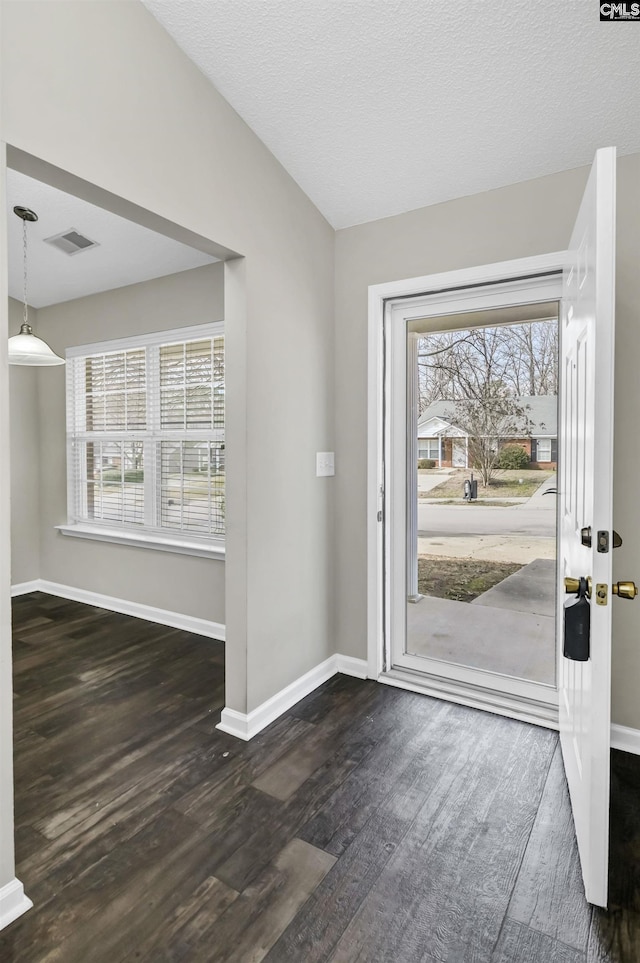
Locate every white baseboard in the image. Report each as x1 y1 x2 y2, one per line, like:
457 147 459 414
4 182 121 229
10 578 225 642
217 653 369 741
10 588 639 754
335 654 369 679
611 723 640 755
10 580 42 597
0 878 32 932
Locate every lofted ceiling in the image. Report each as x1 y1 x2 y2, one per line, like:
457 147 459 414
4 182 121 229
6 170 217 309
142 0 640 229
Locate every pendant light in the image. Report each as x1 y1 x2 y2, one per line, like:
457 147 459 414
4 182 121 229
8 206 65 366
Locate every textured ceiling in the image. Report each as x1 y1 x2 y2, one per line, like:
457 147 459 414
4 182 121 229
142 0 640 228
6 170 217 308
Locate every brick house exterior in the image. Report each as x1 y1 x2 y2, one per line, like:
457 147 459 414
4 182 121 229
417 395 558 469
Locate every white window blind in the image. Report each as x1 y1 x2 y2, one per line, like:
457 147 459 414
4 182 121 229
66 324 224 545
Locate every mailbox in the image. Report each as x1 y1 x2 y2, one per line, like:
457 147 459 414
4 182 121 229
463 478 478 501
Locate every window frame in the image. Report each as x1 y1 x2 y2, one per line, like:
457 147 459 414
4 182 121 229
61 322 225 559
536 437 553 462
418 439 440 461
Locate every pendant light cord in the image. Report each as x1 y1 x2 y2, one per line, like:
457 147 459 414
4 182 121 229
22 217 29 328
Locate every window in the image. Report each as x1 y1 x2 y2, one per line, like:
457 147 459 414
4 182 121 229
536 438 552 462
418 439 440 461
65 324 224 554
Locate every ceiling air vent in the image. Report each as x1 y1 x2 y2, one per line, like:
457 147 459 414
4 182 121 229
44 228 99 256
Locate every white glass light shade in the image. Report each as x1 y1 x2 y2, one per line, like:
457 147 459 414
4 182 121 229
8 324 65 366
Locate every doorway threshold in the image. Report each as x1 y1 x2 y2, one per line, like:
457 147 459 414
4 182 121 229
379 666 559 731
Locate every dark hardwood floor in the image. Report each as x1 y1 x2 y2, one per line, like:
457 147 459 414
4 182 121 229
2 592 639 962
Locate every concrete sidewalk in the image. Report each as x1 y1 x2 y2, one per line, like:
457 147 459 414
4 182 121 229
407 594 555 685
472 558 556 617
407 555 556 684
526 474 558 508
418 534 555 563
417 469 454 493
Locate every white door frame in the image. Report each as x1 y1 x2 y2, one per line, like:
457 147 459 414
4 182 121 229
367 252 567 726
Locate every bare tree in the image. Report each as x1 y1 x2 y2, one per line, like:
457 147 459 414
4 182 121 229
416 320 556 484
418 319 557 411
445 390 533 487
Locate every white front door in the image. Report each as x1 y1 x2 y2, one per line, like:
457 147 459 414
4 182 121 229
452 440 466 467
558 146 618 908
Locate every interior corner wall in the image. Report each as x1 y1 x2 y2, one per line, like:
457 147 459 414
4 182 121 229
8 297 41 586
334 152 640 731
0 136 17 893
1 0 336 719
34 264 226 623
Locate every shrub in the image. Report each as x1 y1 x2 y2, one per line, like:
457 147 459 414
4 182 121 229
418 459 436 469
496 445 529 470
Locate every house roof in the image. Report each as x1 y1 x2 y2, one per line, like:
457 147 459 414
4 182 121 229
417 415 465 439
417 395 557 437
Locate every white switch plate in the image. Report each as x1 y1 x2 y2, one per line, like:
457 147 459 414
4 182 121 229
316 452 335 477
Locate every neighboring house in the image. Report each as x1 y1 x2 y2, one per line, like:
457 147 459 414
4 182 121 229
417 395 558 468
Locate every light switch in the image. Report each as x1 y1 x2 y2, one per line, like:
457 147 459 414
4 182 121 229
316 452 335 477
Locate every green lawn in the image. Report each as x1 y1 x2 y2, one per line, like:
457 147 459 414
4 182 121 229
425 469 553 500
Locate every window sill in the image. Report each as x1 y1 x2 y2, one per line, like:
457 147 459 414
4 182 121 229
56 524 225 560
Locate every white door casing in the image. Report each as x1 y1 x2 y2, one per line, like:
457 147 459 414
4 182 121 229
558 147 617 909
379 267 563 715
368 256 567 690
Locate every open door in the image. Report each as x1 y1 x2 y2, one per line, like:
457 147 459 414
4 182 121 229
559 146 629 908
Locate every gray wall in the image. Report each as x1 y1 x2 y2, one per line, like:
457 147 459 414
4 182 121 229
334 152 640 730
32 263 226 623
1 0 336 730
8 297 41 586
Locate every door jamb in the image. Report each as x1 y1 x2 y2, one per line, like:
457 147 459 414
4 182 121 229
367 251 568 718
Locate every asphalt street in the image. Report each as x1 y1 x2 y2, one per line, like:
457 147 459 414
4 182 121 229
418 502 556 537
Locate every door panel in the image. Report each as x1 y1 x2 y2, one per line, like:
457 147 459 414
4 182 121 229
558 146 616 908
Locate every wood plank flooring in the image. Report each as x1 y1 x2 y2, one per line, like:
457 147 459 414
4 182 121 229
1 591 639 962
